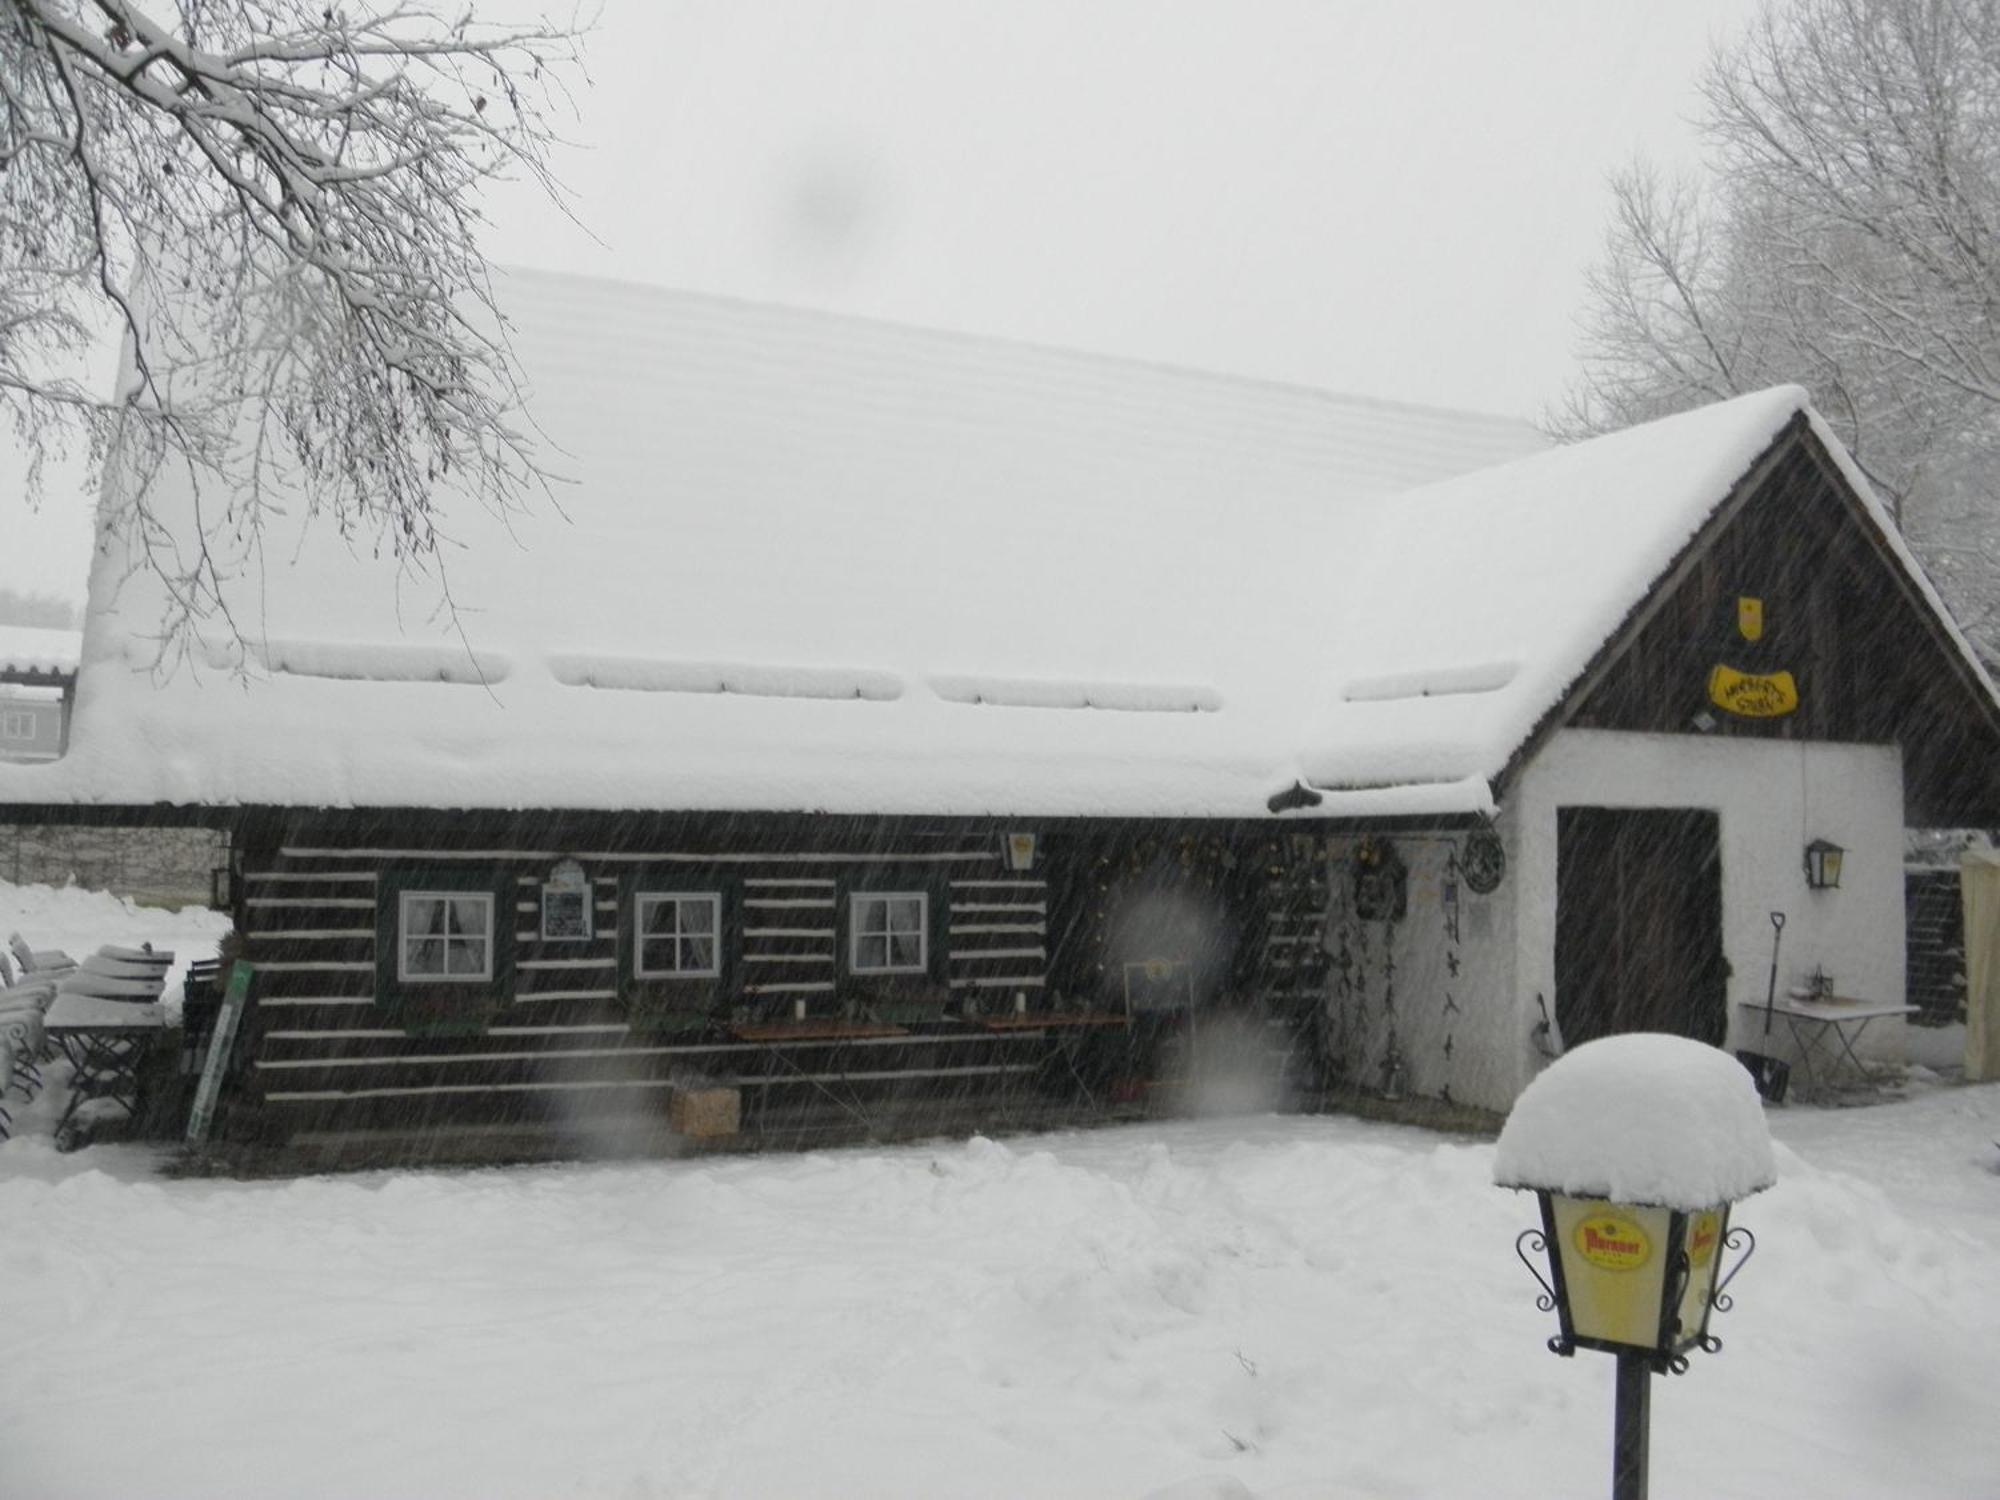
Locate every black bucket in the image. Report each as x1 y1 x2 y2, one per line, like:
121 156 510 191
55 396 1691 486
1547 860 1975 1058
1736 1049 1791 1104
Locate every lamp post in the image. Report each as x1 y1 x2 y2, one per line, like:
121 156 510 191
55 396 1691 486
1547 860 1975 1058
1495 1033 1773 1500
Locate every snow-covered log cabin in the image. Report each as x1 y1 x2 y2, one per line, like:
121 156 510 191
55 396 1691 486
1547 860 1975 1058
3 272 1995 1163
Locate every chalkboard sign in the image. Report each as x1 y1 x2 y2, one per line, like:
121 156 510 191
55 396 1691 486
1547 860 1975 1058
186 961 253 1147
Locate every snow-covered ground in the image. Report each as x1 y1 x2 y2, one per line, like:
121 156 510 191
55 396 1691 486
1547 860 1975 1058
2 881 1997 1499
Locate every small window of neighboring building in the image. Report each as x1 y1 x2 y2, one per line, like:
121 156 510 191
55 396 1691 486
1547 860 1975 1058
398 891 495 983
0 711 33 740
850 892 927 974
635 893 721 978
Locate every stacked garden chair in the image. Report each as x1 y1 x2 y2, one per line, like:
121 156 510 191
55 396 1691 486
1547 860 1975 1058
0 937 70 1138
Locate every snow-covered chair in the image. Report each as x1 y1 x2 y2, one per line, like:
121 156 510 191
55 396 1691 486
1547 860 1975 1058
8 932 77 978
96 944 174 968
0 1006 45 1095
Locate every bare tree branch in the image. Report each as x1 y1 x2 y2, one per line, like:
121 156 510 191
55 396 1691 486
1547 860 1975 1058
1558 0 2000 654
1 0 588 660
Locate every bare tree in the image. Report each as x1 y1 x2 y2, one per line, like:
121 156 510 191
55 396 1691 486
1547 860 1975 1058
1 1 584 651
1560 0 2000 653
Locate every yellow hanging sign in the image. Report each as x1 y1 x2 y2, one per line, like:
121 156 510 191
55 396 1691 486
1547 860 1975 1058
1737 596 1765 641
1708 664 1798 718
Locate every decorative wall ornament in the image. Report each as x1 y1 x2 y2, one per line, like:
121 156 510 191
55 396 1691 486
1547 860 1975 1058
1352 837 1408 923
1461 829 1506 895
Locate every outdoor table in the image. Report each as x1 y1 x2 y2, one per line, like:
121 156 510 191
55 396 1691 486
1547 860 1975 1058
1737 996 1917 1099
45 993 170 1149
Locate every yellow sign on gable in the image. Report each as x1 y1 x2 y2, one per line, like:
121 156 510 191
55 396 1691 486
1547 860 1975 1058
1737 596 1765 641
1708 664 1799 719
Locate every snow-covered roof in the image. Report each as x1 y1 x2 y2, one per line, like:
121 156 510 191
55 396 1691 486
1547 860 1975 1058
1297 389 1998 801
0 274 1982 819
0 625 80 679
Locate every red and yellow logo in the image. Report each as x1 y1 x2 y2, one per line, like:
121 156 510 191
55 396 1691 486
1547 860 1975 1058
1688 1211 1720 1267
1575 1212 1652 1272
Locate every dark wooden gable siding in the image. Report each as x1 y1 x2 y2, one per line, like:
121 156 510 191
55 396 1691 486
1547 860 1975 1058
1549 422 2000 826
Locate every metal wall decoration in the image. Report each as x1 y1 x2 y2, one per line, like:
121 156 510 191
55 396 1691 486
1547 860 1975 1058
1351 837 1408 923
1439 849 1463 1106
1461 828 1506 895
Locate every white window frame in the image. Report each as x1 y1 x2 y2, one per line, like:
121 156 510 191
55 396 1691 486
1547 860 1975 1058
0 710 34 741
397 891 495 984
849 891 928 976
634 892 722 979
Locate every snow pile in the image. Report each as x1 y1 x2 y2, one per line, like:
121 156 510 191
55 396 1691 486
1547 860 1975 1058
1493 1033 1777 1208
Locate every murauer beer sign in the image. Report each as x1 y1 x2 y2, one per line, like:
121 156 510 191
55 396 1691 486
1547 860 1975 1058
1575 1212 1652 1272
1707 664 1798 719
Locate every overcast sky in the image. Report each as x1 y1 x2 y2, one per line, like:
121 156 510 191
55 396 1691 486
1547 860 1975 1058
5 0 1766 607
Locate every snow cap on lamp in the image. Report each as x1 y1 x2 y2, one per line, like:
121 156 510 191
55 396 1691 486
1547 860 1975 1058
1494 1032 1776 1210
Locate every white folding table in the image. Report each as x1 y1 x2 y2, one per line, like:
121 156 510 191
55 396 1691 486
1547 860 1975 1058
1739 996 1916 1099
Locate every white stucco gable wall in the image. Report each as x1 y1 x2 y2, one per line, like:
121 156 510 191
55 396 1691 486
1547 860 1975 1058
1507 728 1907 1096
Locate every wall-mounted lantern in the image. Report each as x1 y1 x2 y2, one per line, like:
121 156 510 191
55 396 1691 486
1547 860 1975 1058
1002 832 1039 872
1803 838 1844 890
1495 1034 1774 1500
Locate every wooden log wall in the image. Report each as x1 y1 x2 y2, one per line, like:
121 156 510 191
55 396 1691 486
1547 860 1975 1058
235 819 1062 1142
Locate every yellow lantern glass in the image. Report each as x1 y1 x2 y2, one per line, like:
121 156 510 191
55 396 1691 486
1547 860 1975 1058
1544 1196 1730 1359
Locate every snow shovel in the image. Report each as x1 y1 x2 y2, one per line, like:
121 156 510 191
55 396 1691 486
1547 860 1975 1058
1736 911 1791 1103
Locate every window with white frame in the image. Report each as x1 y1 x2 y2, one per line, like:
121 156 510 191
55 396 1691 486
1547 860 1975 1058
0 710 34 740
635 893 721 977
850 892 927 974
398 892 495 982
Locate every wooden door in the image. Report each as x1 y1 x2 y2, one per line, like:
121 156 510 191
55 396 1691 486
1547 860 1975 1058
1555 808 1726 1049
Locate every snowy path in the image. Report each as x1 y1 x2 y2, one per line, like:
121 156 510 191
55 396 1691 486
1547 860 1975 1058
3 1090 1997 1499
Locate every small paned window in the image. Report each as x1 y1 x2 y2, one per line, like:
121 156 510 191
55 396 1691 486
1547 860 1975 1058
850 892 927 974
635 894 721 977
398 892 495 982
0 711 34 740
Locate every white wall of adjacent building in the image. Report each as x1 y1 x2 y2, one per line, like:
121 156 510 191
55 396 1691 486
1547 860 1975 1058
1508 729 1908 1095
1321 729 1909 1115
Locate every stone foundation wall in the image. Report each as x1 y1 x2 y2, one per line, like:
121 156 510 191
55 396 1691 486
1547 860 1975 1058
0 823 230 910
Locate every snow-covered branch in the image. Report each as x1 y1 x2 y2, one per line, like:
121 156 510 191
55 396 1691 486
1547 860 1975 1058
0 0 587 656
